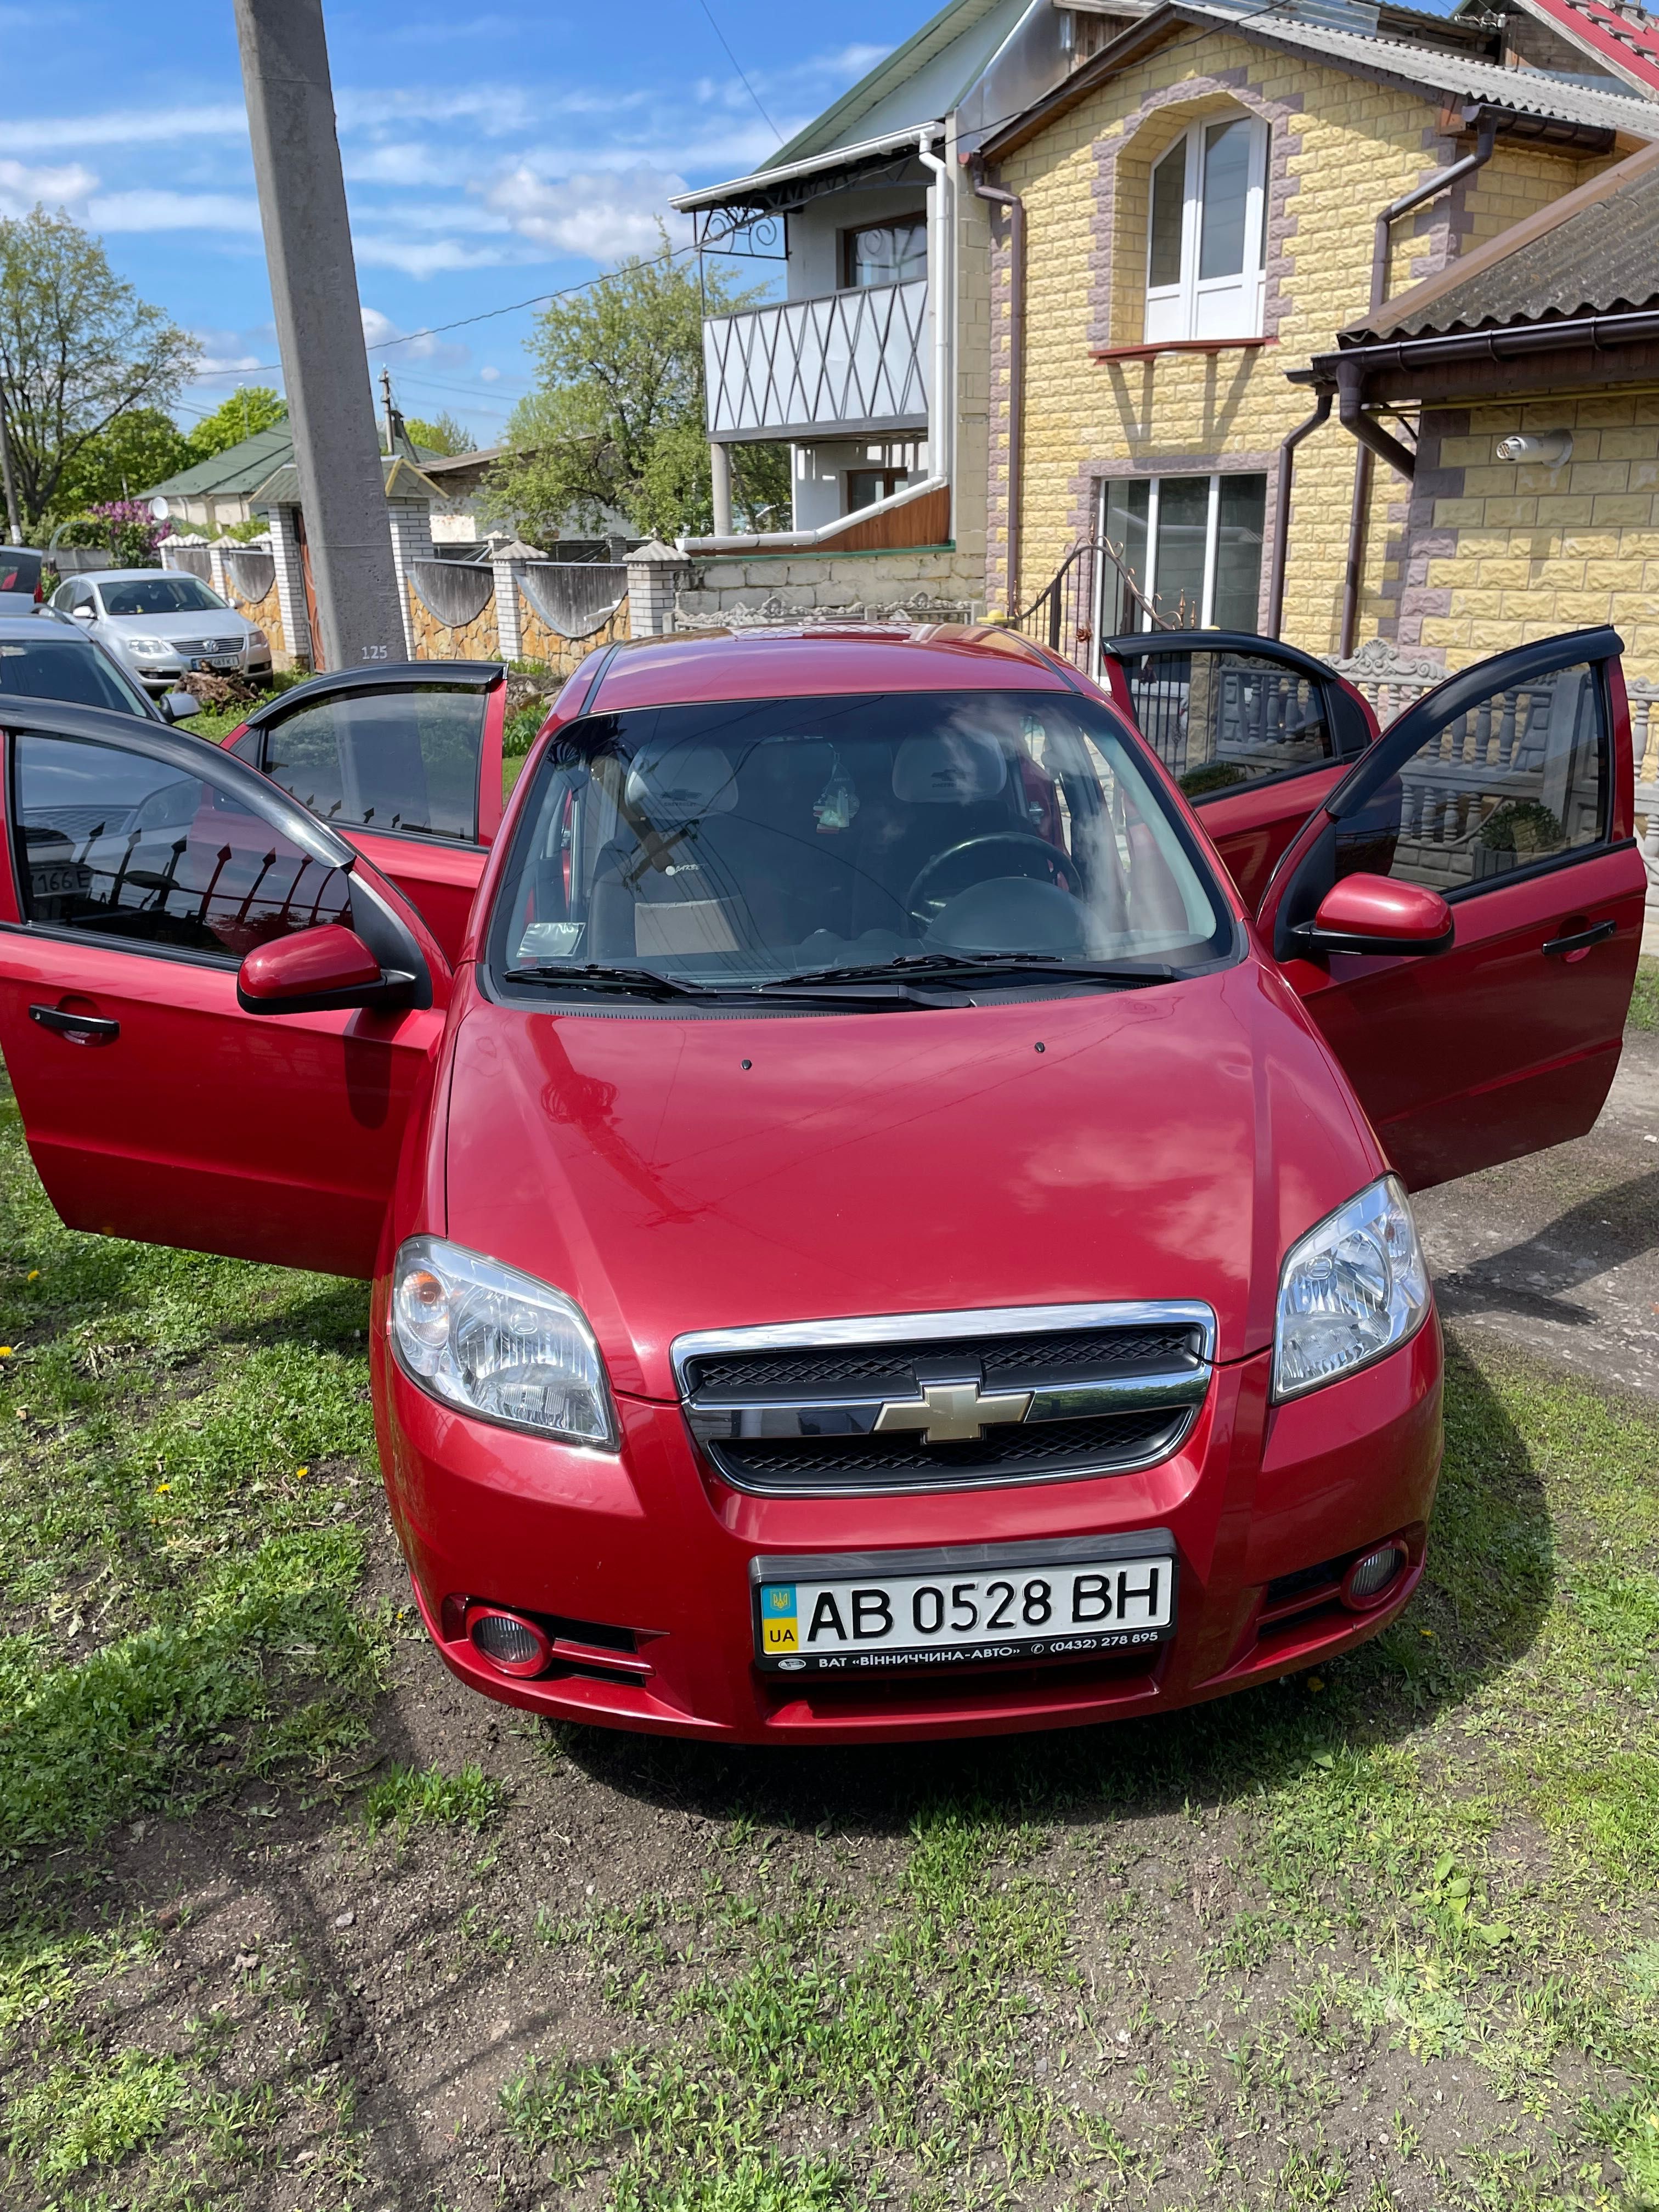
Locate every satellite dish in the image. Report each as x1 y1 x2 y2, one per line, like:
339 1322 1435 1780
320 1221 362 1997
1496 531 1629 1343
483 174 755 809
149 496 170 520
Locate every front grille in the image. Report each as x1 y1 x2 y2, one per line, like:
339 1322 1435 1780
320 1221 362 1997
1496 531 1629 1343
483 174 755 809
684 1324 1201 1398
674 1302 1214 1498
705 1407 1188 1495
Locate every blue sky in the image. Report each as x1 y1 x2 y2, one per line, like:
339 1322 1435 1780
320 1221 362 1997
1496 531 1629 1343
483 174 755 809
0 0 911 447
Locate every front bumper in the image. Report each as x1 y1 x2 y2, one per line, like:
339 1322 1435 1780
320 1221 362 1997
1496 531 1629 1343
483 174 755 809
372 1313 1442 1746
128 646 267 689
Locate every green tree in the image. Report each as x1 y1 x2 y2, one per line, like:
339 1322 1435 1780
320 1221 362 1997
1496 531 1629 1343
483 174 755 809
0 206 199 535
404 410 475 456
52 407 191 512
484 238 790 543
185 385 286 462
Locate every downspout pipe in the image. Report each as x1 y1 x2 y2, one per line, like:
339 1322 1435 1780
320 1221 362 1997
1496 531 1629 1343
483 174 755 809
1340 111 1498 654
969 160 1025 616
1266 390 1332 639
916 127 955 541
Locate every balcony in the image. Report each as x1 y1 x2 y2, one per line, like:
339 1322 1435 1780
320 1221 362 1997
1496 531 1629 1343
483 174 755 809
703 278 930 444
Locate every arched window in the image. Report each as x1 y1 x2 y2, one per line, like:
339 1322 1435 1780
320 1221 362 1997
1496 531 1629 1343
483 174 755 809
1144 114 1269 343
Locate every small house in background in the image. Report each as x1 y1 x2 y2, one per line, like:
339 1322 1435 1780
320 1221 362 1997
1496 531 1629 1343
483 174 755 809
140 423 298 535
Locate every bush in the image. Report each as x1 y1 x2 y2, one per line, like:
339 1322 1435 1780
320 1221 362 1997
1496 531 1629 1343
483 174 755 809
55 499 167 567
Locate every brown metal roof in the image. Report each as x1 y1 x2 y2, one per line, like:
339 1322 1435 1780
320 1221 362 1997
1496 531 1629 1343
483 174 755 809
1341 135 1659 340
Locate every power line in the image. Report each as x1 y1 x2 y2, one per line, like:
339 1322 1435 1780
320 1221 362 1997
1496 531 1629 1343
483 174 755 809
693 0 783 143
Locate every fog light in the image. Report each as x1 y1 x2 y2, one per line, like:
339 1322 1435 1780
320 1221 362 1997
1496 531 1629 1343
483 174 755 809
465 1604 551 1677
1341 1543 1409 1611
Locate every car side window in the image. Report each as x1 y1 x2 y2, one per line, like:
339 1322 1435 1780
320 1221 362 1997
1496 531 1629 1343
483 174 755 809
1124 648 1335 798
1334 661 1606 895
260 685 486 842
12 730 352 958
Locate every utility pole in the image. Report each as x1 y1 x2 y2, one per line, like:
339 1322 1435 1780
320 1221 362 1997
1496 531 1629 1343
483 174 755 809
0 379 22 545
233 0 403 669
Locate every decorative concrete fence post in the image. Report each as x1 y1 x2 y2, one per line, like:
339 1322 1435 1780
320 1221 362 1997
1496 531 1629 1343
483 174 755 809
492 553 527 664
207 539 231 602
626 540 693 638
265 505 312 667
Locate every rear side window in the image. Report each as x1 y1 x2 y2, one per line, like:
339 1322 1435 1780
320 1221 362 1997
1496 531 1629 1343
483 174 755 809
260 686 485 840
1125 648 1334 798
0 636 148 715
12 731 351 957
1335 661 1606 895
0 552 41 595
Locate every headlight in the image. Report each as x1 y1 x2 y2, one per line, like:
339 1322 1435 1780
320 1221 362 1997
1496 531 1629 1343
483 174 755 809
390 1235 617 1447
1273 1175 1429 1401
122 634 175 657
248 629 268 648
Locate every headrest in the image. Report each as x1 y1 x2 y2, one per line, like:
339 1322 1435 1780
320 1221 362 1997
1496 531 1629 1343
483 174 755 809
624 742 737 824
891 731 1008 804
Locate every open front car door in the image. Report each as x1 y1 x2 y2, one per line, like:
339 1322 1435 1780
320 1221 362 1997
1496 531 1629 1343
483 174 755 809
1256 628 1645 1190
1099 631 1377 908
0 699 452 1277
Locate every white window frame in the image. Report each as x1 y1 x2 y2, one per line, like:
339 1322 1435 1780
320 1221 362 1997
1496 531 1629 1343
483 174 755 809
1097 472 1266 633
1143 114 1269 344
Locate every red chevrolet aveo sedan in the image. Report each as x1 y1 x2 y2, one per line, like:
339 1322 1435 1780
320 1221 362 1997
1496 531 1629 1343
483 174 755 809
0 624 1644 1743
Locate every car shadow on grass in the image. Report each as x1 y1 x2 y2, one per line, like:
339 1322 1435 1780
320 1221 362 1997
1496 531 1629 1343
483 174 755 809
553 1335 1553 1844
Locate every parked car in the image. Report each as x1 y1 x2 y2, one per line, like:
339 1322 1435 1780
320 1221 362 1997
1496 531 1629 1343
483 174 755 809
0 547 47 614
0 613 196 722
50 568 272 693
0 622 1642 1746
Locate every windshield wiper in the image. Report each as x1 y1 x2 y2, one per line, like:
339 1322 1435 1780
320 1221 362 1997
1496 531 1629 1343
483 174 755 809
761 953 1177 991
504 962 722 1000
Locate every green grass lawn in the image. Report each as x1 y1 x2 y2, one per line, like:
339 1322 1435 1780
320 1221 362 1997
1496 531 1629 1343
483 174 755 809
1 1054 1657 2210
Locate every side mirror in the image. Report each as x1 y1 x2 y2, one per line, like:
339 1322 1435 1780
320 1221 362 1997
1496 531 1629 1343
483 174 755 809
159 691 199 724
70 604 94 620
237 923 415 1014
1297 873 1454 958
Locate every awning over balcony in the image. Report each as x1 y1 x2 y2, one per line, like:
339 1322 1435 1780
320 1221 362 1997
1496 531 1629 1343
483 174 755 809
704 279 931 443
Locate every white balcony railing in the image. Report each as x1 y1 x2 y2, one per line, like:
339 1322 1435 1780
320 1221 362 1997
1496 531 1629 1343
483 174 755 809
703 278 930 443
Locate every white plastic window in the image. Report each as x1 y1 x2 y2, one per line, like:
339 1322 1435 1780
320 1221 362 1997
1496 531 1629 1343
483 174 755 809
1143 115 1269 343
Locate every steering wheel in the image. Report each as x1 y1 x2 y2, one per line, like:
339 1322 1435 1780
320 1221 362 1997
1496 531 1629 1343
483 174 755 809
905 832 1076 936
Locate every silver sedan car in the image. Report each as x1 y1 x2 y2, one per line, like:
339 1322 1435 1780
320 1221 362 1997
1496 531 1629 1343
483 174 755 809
51 568 272 693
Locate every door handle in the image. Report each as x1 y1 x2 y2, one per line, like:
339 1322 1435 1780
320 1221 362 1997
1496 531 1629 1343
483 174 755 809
29 1003 120 1044
1542 919 1617 958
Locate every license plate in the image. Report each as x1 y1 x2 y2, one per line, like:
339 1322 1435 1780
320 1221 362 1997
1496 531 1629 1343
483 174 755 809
752 1535 1177 1674
196 654 240 670
30 861 92 900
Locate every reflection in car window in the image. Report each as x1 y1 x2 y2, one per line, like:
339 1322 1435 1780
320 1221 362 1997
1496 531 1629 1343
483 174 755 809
0 636 150 715
98 577 227 617
489 689 1230 989
1335 662 1605 895
12 733 351 957
261 686 486 840
1126 650 1333 798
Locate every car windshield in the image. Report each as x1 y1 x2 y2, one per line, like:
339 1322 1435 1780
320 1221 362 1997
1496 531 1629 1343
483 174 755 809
99 576 226 617
488 689 1232 995
0 635 151 715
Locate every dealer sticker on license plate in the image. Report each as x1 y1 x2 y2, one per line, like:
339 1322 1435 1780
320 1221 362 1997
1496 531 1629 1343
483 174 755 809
752 1535 1177 1674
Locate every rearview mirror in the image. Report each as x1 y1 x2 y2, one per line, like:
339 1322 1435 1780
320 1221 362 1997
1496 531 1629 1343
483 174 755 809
1296 873 1454 958
238 923 415 1014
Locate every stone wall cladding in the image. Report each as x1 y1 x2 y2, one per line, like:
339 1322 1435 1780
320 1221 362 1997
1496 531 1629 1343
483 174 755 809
407 583 500 662
516 592 629 676
675 546 986 624
1397 393 1659 678
985 29 1604 658
223 575 283 662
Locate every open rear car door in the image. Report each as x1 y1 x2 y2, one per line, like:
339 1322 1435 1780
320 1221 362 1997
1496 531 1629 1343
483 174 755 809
1100 632 1377 909
1256 628 1645 1190
223 661 506 963
0 698 452 1277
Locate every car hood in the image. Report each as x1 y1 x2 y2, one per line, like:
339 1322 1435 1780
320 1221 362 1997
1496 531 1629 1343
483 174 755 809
442 960 1385 1400
101 611 248 637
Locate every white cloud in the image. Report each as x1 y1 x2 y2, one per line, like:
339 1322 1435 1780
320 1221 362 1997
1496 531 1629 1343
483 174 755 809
0 103 248 153
479 364 501 382
89 189 262 233
484 164 692 262
343 142 453 187
359 306 470 371
355 235 527 278
0 156 96 217
195 352 267 376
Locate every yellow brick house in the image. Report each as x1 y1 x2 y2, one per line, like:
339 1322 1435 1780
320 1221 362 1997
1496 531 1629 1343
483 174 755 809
969 0 1658 665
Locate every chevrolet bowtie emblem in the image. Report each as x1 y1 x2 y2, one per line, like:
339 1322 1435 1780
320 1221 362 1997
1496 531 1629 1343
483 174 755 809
873 1380 1032 1443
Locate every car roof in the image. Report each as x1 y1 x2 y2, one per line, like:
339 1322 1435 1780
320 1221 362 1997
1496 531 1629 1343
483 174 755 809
0 613 96 638
588 623 1072 713
80 568 208 584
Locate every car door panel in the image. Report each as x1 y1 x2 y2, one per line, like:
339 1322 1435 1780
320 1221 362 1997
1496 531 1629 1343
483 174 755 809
1101 632 1377 908
224 663 505 964
1 701 450 1277
1258 629 1641 1190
